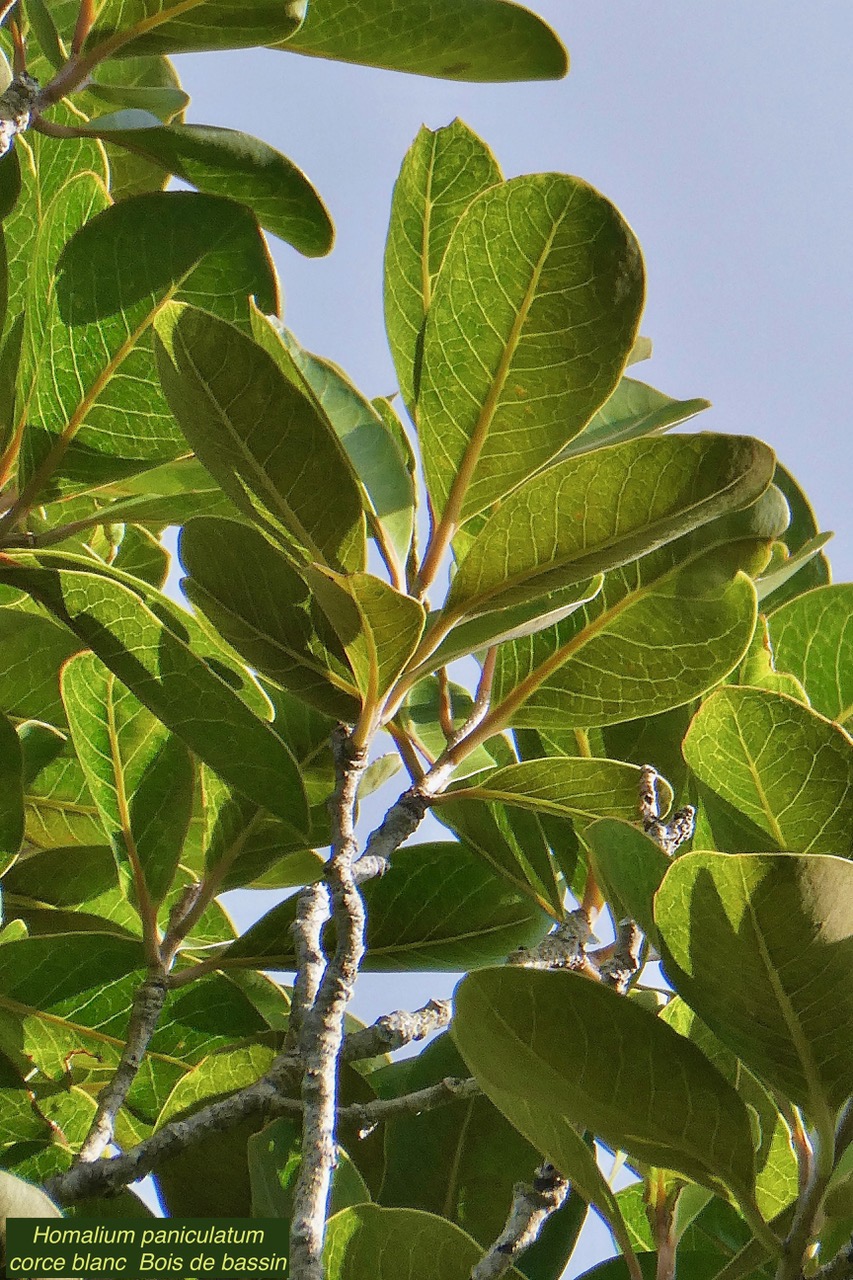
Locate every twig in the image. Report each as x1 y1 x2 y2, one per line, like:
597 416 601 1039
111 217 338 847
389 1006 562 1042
472 1163 570 1280
342 997 451 1061
437 667 455 740
0 2 19 28
0 72 39 157
596 919 643 992
74 971 168 1165
638 764 695 855
351 784 431 884
289 727 367 1280
507 908 596 973
386 720 426 784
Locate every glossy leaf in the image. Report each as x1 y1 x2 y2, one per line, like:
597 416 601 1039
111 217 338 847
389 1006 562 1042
683 686 853 856
83 120 333 256
454 966 758 1203
226 841 551 970
446 434 774 619
380 1033 586 1274
0 562 309 831
19 190 279 497
759 461 831 610
283 0 567 82
769 585 853 724
61 653 194 906
443 758 673 826
0 714 23 872
179 517 360 720
418 174 643 523
384 120 501 409
81 0 305 57
558 376 710 458
656 851 853 1125
155 303 365 570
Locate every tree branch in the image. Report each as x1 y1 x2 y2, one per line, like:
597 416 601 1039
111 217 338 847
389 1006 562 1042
289 727 367 1280
472 1163 570 1280
44 999 456 1205
74 971 168 1166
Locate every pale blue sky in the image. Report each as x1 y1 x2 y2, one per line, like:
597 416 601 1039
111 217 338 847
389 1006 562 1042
167 7 852 1266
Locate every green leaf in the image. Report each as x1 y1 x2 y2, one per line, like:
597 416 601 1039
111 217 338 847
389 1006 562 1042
249 1117 370 1220
82 121 333 256
445 435 775 618
380 1032 586 1274
61 653 194 906
2 121 109 341
384 120 502 410
283 0 566 82
82 0 306 57
418 174 643 524
155 303 365 570
454 966 758 1203
434 796 565 917
110 525 171 589
768 585 853 724
179 517 361 721
736 615 808 702
491 541 761 730
305 568 425 718
656 851 853 1128
443 758 673 826
23 743 107 849
324 1203 526 1280
226 841 551 971
0 714 23 872
256 320 416 579
424 578 604 674
557 376 710 458
584 817 670 944
682 686 853 856
19 189 279 498
0 562 309 831
759 462 831 611
756 533 832 604
399 674 512 781
0 606 82 726
661 999 798 1223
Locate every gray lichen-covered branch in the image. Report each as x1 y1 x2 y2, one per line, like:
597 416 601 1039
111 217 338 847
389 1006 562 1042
472 1163 570 1280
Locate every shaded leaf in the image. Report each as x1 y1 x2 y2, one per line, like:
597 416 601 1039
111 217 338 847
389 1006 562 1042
249 1117 370 1219
0 562 309 831
0 714 23 872
656 851 853 1127
454 966 758 1203
155 303 365 570
226 841 551 971
0 606 81 726
179 516 360 720
419 174 643 523
19 190 279 497
380 1033 586 1275
83 120 333 256
62 653 194 906
584 817 670 944
305 567 425 716
558 376 710 458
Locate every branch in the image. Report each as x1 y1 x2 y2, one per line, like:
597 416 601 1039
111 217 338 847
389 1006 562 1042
342 997 451 1061
74 971 168 1165
0 72 39 158
44 1001 456 1205
638 764 695 855
289 727 367 1280
472 1163 570 1280
814 1241 853 1280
